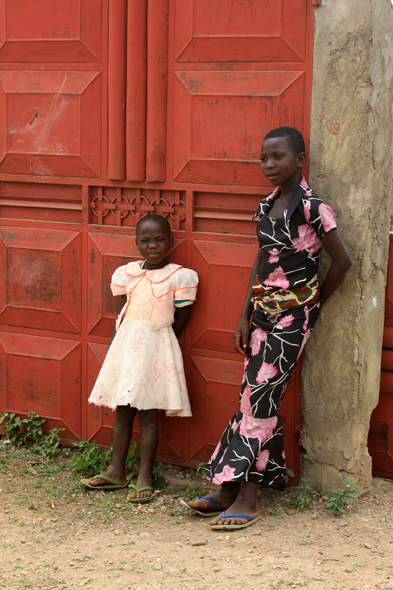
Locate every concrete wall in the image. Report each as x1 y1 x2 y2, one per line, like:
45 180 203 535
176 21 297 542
302 0 393 491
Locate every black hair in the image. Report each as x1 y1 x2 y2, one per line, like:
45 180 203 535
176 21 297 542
262 127 306 155
136 213 171 236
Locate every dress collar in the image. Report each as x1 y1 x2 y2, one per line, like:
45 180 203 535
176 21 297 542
125 261 182 283
253 176 309 219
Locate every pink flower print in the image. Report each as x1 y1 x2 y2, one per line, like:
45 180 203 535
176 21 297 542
268 313 279 324
240 385 252 416
319 203 336 233
240 415 278 444
303 306 309 331
256 362 277 384
264 266 289 289
231 420 239 434
282 450 286 467
255 449 270 472
266 186 280 201
249 328 267 356
276 314 294 330
211 464 236 485
210 440 221 462
304 200 311 222
297 328 311 360
268 248 280 264
293 224 322 257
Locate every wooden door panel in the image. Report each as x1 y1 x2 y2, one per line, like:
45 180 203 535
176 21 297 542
189 355 244 462
190 240 256 354
174 0 307 63
0 332 81 438
173 70 305 185
0 227 81 332
0 0 102 63
0 71 102 177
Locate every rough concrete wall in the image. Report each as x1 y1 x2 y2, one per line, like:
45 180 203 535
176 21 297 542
303 0 393 491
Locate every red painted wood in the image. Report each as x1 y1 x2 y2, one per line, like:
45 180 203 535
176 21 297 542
146 0 169 182
0 0 316 479
369 232 393 479
107 0 127 180
127 0 147 181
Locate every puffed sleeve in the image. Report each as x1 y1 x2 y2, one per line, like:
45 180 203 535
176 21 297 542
174 268 199 307
303 195 337 240
110 265 127 296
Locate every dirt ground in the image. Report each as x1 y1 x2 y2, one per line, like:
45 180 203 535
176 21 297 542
0 446 392 590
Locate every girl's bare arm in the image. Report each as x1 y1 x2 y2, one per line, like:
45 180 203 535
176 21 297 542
172 305 193 338
319 229 352 307
233 248 265 356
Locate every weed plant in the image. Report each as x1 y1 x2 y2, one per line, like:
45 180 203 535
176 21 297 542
326 480 359 513
0 411 63 458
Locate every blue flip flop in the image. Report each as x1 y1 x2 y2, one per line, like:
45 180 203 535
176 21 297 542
180 496 225 517
210 511 262 530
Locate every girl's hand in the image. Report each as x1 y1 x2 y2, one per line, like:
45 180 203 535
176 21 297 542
234 317 250 356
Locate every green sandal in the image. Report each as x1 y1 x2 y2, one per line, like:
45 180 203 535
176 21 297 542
127 478 154 504
81 472 135 490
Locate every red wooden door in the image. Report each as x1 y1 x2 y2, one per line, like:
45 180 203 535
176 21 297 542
0 0 314 478
368 232 393 479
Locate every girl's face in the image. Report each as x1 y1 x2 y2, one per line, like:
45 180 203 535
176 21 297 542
135 219 174 269
260 137 305 186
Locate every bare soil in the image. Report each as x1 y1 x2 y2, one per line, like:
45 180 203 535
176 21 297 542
0 445 392 590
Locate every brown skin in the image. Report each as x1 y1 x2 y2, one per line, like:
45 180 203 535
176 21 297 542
188 136 352 526
89 219 193 499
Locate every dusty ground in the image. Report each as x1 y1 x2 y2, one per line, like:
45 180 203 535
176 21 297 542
0 446 392 590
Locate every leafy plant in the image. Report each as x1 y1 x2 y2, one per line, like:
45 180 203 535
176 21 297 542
325 479 359 514
71 440 112 477
0 411 63 458
289 478 320 511
289 491 313 510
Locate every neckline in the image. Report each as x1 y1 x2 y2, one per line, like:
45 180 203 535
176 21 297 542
264 177 308 221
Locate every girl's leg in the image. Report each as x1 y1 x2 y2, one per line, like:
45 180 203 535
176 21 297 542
128 409 159 499
89 405 137 486
209 481 260 526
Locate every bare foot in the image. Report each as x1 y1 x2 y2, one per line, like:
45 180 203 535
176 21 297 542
128 472 153 500
88 468 127 487
186 482 241 514
209 481 260 526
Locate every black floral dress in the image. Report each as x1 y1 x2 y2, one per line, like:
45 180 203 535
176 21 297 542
206 177 337 487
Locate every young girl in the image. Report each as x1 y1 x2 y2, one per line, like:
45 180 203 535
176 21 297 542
183 127 352 529
84 214 198 502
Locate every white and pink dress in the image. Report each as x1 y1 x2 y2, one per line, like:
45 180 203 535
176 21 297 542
89 261 198 417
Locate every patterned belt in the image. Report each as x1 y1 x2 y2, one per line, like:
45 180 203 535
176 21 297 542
252 274 320 315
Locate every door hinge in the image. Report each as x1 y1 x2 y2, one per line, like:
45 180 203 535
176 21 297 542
297 428 304 446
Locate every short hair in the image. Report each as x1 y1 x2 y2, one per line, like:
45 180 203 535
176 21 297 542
136 213 171 236
262 127 305 155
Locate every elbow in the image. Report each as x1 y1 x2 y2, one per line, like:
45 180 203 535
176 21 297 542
339 256 352 276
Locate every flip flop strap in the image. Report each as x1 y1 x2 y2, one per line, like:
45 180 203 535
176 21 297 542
221 511 253 521
94 475 123 485
137 486 153 493
195 496 223 510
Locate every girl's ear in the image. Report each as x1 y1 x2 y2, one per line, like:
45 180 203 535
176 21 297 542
135 237 140 251
169 235 174 248
297 152 307 167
